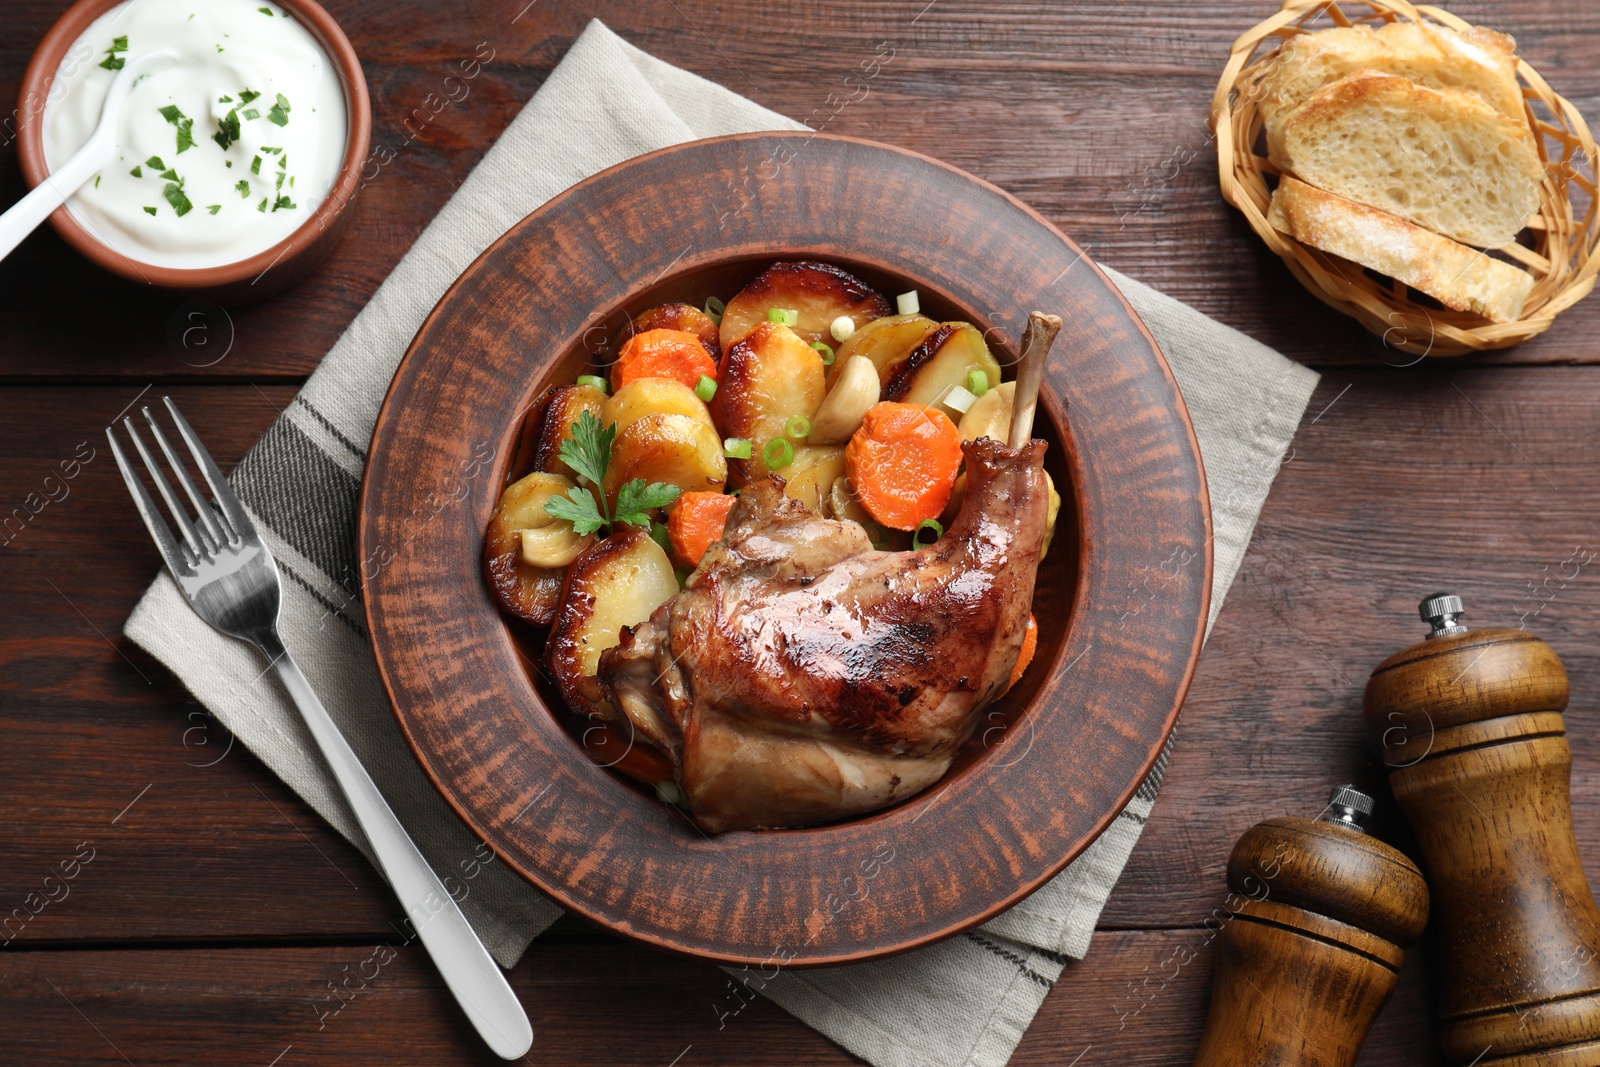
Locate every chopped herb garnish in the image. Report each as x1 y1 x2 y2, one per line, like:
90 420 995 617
274 170 285 192
215 44 224 52
272 195 295 212
212 108 241 150
207 204 221 214
159 167 179 181
238 89 260 105
218 94 233 103
163 182 193 216
225 160 232 168
250 155 262 174
94 175 101 188
257 197 268 213
259 146 281 154
99 35 128 71
267 93 291 127
241 108 260 120
235 179 251 198
129 165 142 178
277 154 287 169
143 206 157 216
540 411 681 535
145 155 166 170
259 5 272 12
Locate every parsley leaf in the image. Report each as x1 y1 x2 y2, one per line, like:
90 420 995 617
163 182 193 216
267 93 291 127
145 155 166 171
98 35 128 70
614 479 681 527
129 165 142 178
212 108 241 150
238 88 261 105
207 204 221 214
143 206 157 216
159 105 195 154
541 410 681 534
557 410 612 492
543 487 606 536
235 179 251 198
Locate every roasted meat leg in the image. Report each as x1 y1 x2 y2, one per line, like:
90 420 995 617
599 433 1051 832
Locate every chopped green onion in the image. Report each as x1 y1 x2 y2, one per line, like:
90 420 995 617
649 521 673 557
896 290 920 315
723 437 753 460
944 384 978 415
914 517 944 547
810 340 835 366
762 437 794 469
694 375 717 402
966 370 989 397
767 307 798 327
786 416 811 439
703 295 725 325
830 315 855 343
575 374 610 394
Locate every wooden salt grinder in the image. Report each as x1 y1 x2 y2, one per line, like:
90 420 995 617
1365 593 1600 1066
1192 785 1429 1067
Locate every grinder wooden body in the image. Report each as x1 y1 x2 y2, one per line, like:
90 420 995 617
1366 623 1600 1065
1191 802 1429 1067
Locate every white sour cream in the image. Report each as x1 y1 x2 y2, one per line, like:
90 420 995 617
43 0 348 270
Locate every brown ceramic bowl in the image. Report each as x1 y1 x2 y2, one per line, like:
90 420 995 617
361 133 1212 966
15 0 370 303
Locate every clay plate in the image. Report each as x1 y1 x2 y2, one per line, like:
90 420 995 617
361 132 1211 966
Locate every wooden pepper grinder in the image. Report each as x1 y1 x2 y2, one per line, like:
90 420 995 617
1365 593 1600 1065
1192 785 1430 1067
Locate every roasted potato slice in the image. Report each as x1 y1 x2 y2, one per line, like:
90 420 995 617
718 261 891 350
621 302 721 362
957 381 1017 444
829 312 939 388
710 322 827 480
824 476 912 551
485 471 593 625
547 528 679 713
782 446 846 512
882 323 1003 422
530 383 609 480
603 412 727 508
602 376 716 435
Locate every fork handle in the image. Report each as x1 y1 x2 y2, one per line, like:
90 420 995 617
255 630 533 1060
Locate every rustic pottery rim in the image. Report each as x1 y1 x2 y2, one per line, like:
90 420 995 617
1214 0 1600 357
15 0 371 294
361 131 1213 966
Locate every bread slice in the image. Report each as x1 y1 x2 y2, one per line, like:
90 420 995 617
1268 177 1534 323
1258 21 1527 132
1269 70 1544 248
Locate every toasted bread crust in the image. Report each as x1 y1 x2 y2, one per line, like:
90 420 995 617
1269 69 1544 248
1268 177 1534 323
1258 20 1526 132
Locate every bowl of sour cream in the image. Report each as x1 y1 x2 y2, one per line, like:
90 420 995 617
17 0 369 300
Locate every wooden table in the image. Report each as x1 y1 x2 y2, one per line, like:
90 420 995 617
3 1 1597 1063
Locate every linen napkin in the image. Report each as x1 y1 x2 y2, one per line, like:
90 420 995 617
124 19 1318 1067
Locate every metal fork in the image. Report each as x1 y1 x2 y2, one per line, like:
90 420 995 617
108 398 532 1060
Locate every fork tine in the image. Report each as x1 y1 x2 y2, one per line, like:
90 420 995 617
142 406 225 551
107 427 193 577
123 411 205 558
162 396 255 542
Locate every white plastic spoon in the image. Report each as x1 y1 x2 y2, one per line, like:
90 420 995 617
0 49 176 263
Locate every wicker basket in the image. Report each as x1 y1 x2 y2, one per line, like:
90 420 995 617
1213 0 1599 356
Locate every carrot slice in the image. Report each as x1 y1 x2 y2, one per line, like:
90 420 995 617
667 491 738 566
612 328 719 392
1007 614 1039 692
844 402 962 531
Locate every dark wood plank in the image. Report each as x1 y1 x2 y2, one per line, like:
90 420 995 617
1 0 1595 378
0 386 396 944
0 926 1441 1064
1104 365 1600 925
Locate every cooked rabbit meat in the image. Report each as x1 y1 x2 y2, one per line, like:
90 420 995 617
599 435 1050 832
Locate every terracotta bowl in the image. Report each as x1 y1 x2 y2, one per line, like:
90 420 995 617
15 0 370 303
361 132 1212 966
